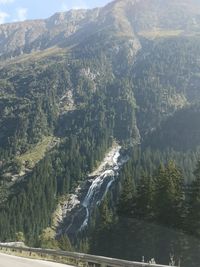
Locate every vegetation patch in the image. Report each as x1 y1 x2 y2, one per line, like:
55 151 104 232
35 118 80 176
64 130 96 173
138 29 183 39
16 136 58 168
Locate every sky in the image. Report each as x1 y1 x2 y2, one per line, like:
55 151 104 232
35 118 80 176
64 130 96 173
0 0 111 24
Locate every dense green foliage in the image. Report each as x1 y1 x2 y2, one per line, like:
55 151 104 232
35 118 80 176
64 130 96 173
133 37 200 137
0 47 138 245
144 104 200 152
1 10 200 267
90 161 200 267
0 62 67 157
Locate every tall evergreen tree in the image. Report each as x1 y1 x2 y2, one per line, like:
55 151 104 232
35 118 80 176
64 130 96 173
135 172 154 220
153 161 184 228
117 174 136 218
187 161 200 237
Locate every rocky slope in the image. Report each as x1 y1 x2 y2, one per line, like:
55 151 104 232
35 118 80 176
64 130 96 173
1 0 200 252
54 144 128 241
1 0 200 60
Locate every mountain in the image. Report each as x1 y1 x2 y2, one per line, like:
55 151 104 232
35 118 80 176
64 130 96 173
1 0 200 60
0 0 200 266
143 104 200 152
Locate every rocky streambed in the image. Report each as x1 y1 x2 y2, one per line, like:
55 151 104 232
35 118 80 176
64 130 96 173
55 144 128 240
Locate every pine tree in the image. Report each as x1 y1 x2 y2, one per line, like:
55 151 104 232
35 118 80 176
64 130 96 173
117 174 136 218
90 196 113 256
136 172 154 220
153 161 184 228
58 235 73 251
187 161 200 237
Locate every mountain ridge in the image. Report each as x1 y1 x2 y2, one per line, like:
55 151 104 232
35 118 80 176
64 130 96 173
1 0 200 60
1 1 200 265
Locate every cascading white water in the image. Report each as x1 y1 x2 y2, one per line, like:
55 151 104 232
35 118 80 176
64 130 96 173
79 145 123 231
56 144 128 237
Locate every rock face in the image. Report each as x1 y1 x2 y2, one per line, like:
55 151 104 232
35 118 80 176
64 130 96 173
0 9 100 59
56 145 128 240
1 0 200 59
1 0 200 248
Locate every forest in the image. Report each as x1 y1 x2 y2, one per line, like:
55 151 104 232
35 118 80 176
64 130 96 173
90 158 200 267
0 13 200 267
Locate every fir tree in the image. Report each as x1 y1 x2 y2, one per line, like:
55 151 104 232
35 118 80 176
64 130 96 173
187 161 200 237
117 174 136 218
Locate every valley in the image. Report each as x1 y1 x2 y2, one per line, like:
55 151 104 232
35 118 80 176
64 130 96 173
0 0 200 266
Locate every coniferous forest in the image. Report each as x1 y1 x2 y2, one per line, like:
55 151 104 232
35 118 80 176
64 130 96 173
1 0 200 267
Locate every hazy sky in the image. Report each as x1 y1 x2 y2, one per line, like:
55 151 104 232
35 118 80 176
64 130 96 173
0 0 111 24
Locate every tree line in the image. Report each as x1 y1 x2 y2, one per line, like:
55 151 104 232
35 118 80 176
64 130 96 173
90 160 200 267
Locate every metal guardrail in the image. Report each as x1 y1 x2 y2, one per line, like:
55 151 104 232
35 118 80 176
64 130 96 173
0 244 174 267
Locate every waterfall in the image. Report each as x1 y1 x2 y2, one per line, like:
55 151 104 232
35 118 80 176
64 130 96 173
56 145 128 237
79 145 123 231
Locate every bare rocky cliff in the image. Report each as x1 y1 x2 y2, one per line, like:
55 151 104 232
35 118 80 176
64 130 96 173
1 0 200 60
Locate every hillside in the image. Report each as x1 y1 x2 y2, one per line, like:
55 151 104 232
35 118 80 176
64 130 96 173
0 0 200 266
1 0 200 60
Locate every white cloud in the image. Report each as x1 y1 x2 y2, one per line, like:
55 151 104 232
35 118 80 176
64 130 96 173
0 11 9 24
0 0 14 4
16 8 27 21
